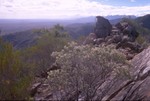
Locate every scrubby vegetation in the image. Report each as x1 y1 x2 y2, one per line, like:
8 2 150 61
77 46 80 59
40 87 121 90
0 24 70 100
21 24 70 77
0 38 32 100
48 42 131 100
1 15 150 100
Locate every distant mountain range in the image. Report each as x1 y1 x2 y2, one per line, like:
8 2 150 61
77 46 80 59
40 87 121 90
0 15 136 35
2 14 150 49
63 15 136 24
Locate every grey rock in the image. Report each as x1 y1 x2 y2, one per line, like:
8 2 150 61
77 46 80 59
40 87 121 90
105 47 150 100
112 34 122 43
30 82 42 97
83 33 97 45
116 22 139 42
93 38 105 45
116 41 143 53
94 16 112 38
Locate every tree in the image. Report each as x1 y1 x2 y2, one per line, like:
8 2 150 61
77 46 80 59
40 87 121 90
0 38 31 100
21 25 70 77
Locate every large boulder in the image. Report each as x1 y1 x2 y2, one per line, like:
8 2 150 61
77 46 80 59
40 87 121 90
94 16 112 38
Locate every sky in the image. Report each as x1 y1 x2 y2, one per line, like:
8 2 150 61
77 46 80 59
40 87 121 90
0 0 150 19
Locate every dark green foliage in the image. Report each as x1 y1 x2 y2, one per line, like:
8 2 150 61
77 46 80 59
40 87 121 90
21 25 70 76
65 23 94 39
0 24 69 99
0 38 32 100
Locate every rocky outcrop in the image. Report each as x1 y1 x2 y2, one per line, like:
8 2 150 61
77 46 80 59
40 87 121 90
116 22 139 42
94 16 112 38
83 33 106 45
30 17 149 100
84 17 143 60
105 47 150 101
32 47 150 100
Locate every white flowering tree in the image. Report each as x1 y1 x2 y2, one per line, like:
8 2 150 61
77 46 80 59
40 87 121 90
48 42 131 100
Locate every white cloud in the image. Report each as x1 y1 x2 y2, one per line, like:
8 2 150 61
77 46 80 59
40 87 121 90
0 0 150 19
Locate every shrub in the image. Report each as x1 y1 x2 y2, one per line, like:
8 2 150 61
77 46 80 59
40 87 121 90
21 25 70 76
0 38 31 100
136 34 149 48
48 42 131 100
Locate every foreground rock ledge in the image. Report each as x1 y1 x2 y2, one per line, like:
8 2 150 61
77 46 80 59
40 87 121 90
32 46 150 100
105 47 150 101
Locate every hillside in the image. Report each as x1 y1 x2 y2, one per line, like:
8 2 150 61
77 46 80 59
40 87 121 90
2 23 94 49
65 23 94 39
2 30 43 49
31 16 150 100
1 16 146 49
1 15 150 100
1 15 138 50
135 14 150 30
1 0 150 100
0 19 69 35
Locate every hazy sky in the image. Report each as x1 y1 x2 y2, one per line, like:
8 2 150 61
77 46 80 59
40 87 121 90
0 0 150 19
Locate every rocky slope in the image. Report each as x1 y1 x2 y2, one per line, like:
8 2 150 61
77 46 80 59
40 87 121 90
30 16 150 100
31 47 150 100
84 16 143 60
104 46 150 100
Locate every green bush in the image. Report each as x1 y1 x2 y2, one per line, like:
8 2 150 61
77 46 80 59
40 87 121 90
21 25 70 76
48 42 131 100
0 38 31 100
136 34 149 48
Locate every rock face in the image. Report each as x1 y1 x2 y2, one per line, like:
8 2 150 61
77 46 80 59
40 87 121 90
94 16 112 38
105 47 150 101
